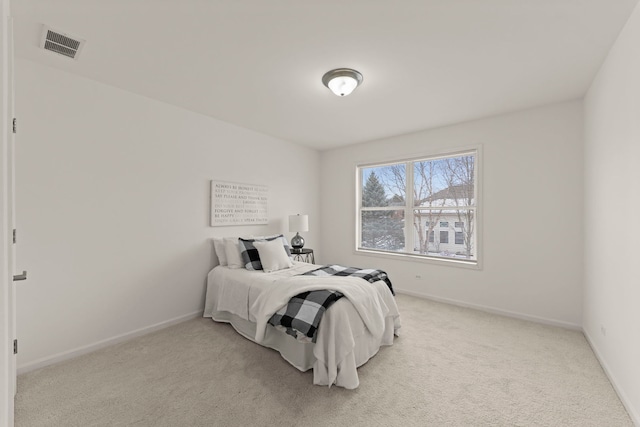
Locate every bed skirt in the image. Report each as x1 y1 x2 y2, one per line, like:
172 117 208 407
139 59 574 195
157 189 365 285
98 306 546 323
207 309 316 371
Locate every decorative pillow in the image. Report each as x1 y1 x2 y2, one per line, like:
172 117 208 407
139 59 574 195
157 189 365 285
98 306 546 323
224 237 246 269
252 235 293 258
239 235 291 271
253 239 293 273
212 238 227 266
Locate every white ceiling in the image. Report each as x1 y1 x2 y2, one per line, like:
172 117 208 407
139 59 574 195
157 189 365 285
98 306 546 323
12 0 639 150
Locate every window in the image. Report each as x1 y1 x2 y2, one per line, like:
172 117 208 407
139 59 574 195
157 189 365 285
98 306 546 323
360 164 405 252
357 149 478 264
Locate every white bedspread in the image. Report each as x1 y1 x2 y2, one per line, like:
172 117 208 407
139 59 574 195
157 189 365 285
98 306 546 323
250 275 389 343
204 263 401 389
204 263 318 320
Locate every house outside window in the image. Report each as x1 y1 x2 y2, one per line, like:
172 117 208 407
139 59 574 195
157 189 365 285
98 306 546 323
357 148 479 265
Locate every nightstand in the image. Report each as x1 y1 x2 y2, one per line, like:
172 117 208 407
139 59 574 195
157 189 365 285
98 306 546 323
290 248 315 264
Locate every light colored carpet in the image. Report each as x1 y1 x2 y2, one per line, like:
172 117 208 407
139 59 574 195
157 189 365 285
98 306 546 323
15 294 632 426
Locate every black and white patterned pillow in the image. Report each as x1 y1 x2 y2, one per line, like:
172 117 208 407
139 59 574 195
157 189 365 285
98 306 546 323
239 235 292 271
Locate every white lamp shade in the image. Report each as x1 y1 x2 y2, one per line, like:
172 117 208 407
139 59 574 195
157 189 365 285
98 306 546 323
327 76 358 97
289 214 309 232
322 68 363 97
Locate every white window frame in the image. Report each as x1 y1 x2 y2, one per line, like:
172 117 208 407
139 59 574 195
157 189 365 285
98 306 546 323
355 146 482 269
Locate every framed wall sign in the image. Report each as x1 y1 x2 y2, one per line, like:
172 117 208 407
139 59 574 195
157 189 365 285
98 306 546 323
210 180 269 226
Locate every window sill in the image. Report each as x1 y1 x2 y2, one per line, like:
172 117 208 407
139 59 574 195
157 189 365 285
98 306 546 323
355 248 482 270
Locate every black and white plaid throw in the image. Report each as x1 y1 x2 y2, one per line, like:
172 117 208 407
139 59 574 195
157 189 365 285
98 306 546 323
268 289 344 342
301 265 395 295
267 265 395 342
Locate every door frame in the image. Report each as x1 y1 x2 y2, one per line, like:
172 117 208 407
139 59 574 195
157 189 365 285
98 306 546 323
1 0 15 424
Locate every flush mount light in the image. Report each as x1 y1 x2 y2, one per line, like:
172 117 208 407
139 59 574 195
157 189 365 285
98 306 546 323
322 68 363 97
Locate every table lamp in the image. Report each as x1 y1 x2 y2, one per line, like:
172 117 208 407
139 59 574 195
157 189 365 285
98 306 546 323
288 214 309 249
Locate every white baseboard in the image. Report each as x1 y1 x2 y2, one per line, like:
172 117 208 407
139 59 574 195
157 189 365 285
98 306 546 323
583 329 640 426
395 288 582 330
17 310 203 375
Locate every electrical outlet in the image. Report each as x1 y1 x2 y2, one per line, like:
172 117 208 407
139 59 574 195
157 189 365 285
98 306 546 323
600 325 607 337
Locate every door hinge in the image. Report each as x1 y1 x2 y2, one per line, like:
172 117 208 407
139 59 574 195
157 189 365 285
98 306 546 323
12 118 16 134
13 339 18 355
12 229 16 244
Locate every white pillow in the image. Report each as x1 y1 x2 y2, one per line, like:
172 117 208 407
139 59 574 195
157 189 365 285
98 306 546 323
253 234 293 258
253 239 293 273
224 237 245 269
212 238 227 266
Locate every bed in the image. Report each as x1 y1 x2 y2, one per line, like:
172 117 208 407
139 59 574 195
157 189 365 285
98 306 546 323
203 235 401 389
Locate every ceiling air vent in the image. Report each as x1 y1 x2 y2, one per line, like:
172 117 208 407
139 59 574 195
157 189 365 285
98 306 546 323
40 26 85 59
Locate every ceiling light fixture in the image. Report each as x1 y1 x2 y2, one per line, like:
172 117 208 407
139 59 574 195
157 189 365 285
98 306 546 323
322 68 363 97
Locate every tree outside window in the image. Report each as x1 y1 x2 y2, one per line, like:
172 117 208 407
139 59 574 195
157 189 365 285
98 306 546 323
360 169 404 251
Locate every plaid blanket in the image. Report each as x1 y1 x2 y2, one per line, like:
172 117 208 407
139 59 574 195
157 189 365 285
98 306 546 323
268 265 395 342
302 265 395 295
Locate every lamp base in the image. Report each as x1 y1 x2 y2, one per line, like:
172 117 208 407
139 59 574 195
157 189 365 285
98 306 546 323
291 232 305 249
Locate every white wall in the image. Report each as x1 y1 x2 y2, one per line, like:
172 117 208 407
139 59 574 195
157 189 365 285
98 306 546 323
320 101 584 327
583 2 640 423
14 59 320 370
